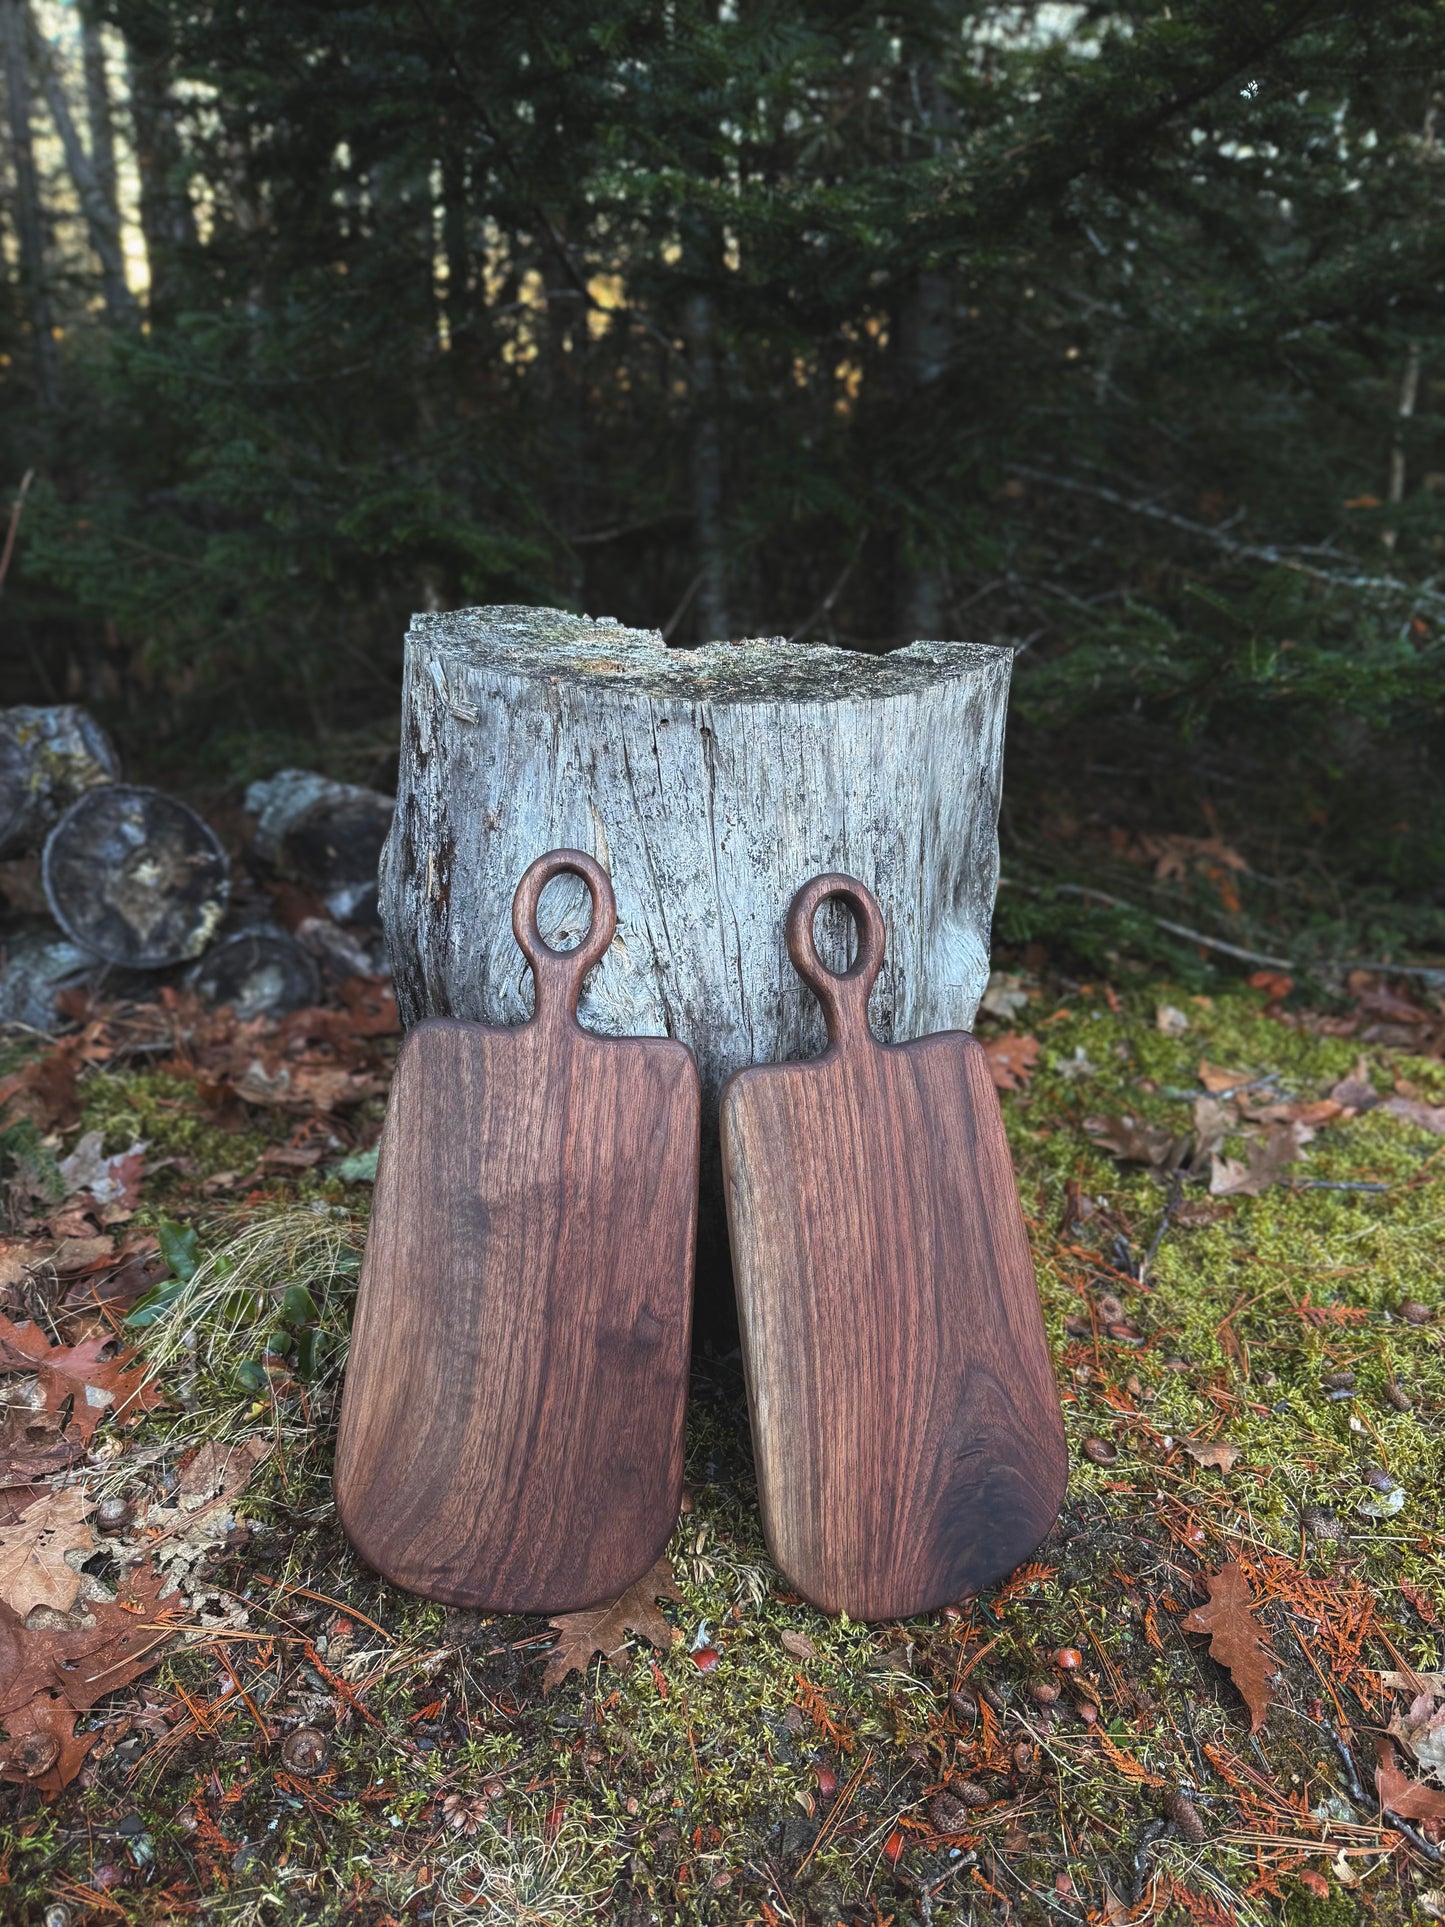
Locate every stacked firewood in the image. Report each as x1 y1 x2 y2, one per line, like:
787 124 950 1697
0 705 394 1029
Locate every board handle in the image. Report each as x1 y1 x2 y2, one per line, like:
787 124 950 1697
786 872 886 1049
512 849 619 1028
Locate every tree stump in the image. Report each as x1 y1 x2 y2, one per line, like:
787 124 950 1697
383 606 1014 1311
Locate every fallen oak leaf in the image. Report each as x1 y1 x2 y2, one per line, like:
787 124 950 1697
0 1487 94 1617
1198 1060 1252 1095
1210 1123 1304 1198
981 1033 1040 1091
1180 1561 1275 1734
177 1435 271 1508
43 1561 183 1711
0 1045 81 1134
0 1316 159 1442
1389 1692 1445 1784
0 1406 83 1482
1 1560 183 1716
1185 1439 1240 1473
0 1485 49 1527
0 1691 98 1794
542 1555 681 1692
1379 1671 1445 1696
56 1131 147 1209
1377 1737 1445 1821
1381 1095 1445 1134
1085 1115 1189 1172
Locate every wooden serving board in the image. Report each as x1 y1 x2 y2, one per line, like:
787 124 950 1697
721 874 1066 1620
335 851 699 1613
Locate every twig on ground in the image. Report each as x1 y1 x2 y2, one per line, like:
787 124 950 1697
999 877 1445 981
1385 1811 1445 1867
1128 1818 1168 1905
1326 1721 1369 1806
1140 1170 1184 1287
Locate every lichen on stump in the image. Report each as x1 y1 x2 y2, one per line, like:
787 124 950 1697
382 606 1014 1289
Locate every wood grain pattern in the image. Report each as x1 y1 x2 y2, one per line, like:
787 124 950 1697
721 874 1066 1621
335 851 699 1613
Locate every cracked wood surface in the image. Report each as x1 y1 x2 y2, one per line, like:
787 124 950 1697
381 607 1014 1266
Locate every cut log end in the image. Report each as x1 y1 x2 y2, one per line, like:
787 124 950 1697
43 785 230 970
189 926 322 1019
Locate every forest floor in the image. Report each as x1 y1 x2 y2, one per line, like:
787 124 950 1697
0 959 1441 1927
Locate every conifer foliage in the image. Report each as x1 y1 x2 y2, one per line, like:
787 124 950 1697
2 2 1442 899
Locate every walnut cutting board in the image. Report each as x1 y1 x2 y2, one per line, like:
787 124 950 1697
721 874 1066 1620
335 851 699 1613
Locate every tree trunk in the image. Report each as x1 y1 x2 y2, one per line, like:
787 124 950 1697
687 289 729 642
28 12 136 325
81 20 118 220
895 264 953 638
382 606 1012 1315
125 36 195 319
893 40 955 640
0 0 59 407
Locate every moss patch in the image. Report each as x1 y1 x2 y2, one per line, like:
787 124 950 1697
2 982 1442 1924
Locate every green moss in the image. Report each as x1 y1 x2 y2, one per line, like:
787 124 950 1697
4 984 1442 1924
78 1068 273 1180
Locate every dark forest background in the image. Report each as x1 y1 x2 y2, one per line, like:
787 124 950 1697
3 0 1443 976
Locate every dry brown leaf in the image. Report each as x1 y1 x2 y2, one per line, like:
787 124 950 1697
1382 1095 1445 1134
1210 1123 1303 1198
1389 1692 1445 1783
1173 1198 1235 1228
981 1033 1040 1091
1198 1060 1251 1095
780 1629 817 1662
1380 1670 1445 1696
0 1691 97 1793
44 1563 182 1711
1191 1095 1231 1165
0 1405 82 1482
1185 1439 1240 1473
56 1131 147 1209
1 1560 181 1716
0 1486 49 1528
1085 1115 1188 1172
0 1488 94 1617
1377 1737 1445 1821
542 1555 681 1692
178 1435 271 1507
0 1316 159 1442
1180 1561 1275 1733
0 1045 81 1134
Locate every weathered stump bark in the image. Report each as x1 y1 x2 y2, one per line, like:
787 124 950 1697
43 786 229 968
245 769 395 924
0 705 120 859
383 606 1014 1314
